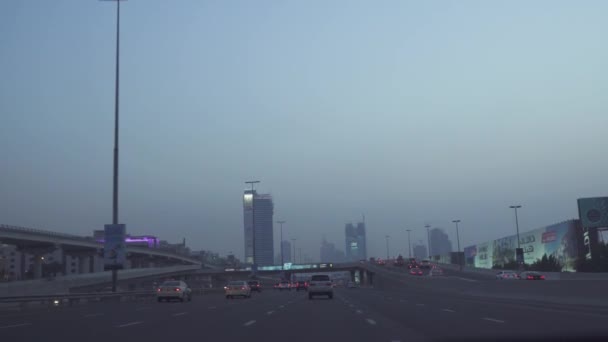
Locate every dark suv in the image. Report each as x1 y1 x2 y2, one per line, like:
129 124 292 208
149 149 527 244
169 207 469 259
295 280 308 291
247 280 262 292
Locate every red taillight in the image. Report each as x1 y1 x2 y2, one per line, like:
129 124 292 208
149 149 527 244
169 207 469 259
241 286 246 290
157 288 161 292
527 276 533 280
540 275 545 279
175 288 181 292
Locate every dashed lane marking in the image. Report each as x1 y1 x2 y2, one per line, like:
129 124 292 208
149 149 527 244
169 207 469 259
366 319 377 325
172 312 187 317
356 310 363 314
441 309 455 313
84 313 104 318
416 304 425 307
482 317 505 323
116 321 143 328
0 323 31 329
267 311 274 315
244 320 256 327
208 306 216 309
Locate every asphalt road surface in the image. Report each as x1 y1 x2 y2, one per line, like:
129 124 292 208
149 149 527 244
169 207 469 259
2 277 608 342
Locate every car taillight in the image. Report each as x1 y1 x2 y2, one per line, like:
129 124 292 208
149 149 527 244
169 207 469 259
527 276 532 279
157 288 161 292
540 275 545 279
175 288 181 292
241 287 246 290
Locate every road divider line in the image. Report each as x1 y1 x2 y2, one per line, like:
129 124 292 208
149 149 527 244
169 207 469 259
416 304 425 306
366 319 377 326
279 305 284 309
441 309 455 313
116 321 143 328
172 312 187 317
400 299 407 302
267 311 274 315
135 307 150 311
482 317 505 323
244 320 256 327
0 323 31 329
208 306 216 309
356 310 363 314
84 313 104 318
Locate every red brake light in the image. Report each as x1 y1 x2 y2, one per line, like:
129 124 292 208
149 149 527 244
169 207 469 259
241 286 246 290
540 275 545 279
175 288 181 292
157 288 161 292
527 276 532 279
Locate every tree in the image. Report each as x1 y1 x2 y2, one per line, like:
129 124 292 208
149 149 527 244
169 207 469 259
575 243 608 272
529 254 562 272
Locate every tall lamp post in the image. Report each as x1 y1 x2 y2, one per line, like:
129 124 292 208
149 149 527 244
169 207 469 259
405 229 412 258
291 238 297 264
245 180 260 266
425 224 432 260
101 0 126 293
510 205 523 269
385 235 390 260
277 220 286 269
452 220 462 271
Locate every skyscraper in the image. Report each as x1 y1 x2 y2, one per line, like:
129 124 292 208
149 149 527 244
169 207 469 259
243 190 274 266
413 243 427 260
320 239 345 263
281 240 292 264
345 221 367 261
429 228 453 258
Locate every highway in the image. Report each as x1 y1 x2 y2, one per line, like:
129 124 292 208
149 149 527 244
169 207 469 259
2 271 608 341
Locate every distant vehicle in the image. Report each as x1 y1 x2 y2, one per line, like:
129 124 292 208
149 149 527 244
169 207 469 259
419 259 431 269
308 274 333 299
157 280 192 302
277 281 291 291
376 258 386 266
247 280 262 292
393 255 405 267
409 257 417 264
409 267 423 276
347 281 357 288
495 271 519 280
519 271 545 280
429 267 444 276
295 280 308 291
369 257 376 263
224 281 251 299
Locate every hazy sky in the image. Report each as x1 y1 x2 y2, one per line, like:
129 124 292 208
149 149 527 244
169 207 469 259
1 1 607 261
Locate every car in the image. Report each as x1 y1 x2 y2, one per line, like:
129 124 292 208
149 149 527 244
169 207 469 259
277 281 291 291
247 280 262 292
495 271 520 280
224 281 251 299
308 274 333 299
419 259 431 269
157 280 192 302
519 271 545 280
409 267 423 276
407 262 418 269
347 281 357 288
429 267 444 276
376 258 386 266
295 280 308 291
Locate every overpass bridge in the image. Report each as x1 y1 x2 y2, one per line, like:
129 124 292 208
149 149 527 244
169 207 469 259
0 224 201 279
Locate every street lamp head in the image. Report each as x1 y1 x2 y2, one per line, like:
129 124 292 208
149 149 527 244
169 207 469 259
509 205 522 209
276 220 286 224
245 180 261 185
452 220 461 223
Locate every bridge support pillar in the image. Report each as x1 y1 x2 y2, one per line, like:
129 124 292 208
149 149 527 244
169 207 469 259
78 256 90 274
33 256 43 279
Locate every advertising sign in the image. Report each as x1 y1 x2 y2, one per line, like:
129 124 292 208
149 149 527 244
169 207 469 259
578 197 608 228
104 224 126 270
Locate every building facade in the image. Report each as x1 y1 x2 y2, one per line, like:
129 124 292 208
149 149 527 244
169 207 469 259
345 222 367 261
413 243 427 260
430 228 453 258
320 239 345 263
243 190 275 266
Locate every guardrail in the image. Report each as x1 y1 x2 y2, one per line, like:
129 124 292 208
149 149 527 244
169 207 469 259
0 290 155 310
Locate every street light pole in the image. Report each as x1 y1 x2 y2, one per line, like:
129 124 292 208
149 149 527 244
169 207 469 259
385 235 390 260
277 220 286 269
245 180 260 266
509 205 522 248
291 238 297 264
101 0 126 293
406 229 412 258
425 224 431 259
452 220 462 271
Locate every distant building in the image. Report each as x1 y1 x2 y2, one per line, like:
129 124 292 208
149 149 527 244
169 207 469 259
320 239 345 263
413 243 427 260
430 228 453 258
281 240 292 264
243 190 274 266
345 221 367 261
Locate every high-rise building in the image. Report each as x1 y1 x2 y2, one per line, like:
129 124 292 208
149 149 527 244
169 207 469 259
429 228 453 258
345 221 367 261
243 190 274 266
413 243 427 260
320 239 345 263
281 240 292 264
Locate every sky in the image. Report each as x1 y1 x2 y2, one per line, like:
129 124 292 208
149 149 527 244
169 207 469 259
1 0 607 262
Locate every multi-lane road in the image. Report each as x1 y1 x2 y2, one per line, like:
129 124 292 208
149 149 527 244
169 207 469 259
2 269 608 341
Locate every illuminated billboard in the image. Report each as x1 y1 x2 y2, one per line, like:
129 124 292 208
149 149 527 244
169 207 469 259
578 197 608 228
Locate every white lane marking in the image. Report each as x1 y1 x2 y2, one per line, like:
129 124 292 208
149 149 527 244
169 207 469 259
116 321 143 328
244 320 256 326
387 297 393 300
356 310 363 314
84 313 104 318
456 277 478 282
0 323 31 329
135 307 150 311
172 312 187 317
416 304 425 306
279 305 284 309
400 299 407 302
366 318 377 325
442 309 455 313
208 306 216 309
482 317 505 323
349 304 354 308
267 311 274 315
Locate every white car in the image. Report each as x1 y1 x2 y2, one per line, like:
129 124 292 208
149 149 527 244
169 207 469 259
308 274 333 299
495 270 519 280
157 280 192 302
419 259 431 269
225 281 251 299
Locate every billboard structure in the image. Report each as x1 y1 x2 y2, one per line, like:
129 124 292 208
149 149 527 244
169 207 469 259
577 197 608 261
104 224 126 270
464 220 580 271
